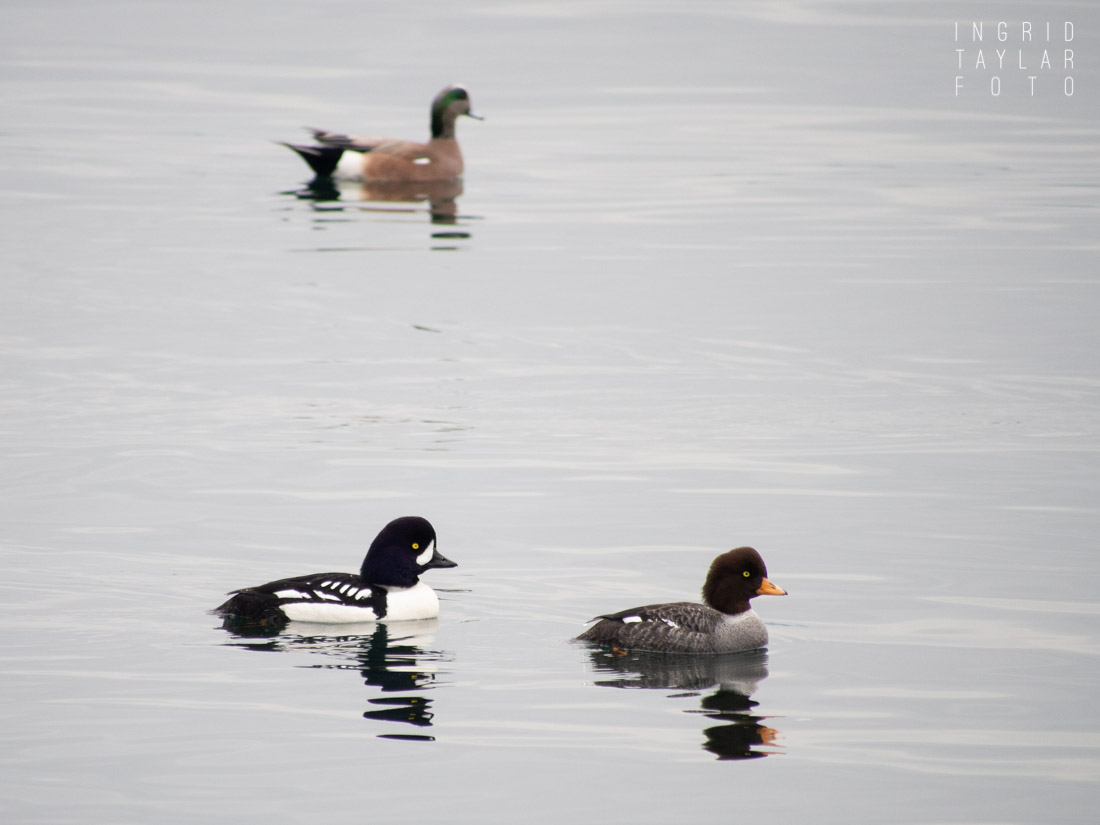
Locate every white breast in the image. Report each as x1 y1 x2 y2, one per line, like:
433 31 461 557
383 582 441 621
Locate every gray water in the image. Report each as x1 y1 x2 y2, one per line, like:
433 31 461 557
2 1 1099 822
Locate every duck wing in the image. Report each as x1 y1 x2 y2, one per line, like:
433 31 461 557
213 572 385 622
308 129 430 160
577 602 724 653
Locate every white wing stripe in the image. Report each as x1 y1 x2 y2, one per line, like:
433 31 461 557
274 589 309 600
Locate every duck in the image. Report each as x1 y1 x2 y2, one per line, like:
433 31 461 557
575 547 786 654
212 516 457 627
280 84 482 182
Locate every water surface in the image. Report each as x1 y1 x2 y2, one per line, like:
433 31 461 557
2 1 1099 823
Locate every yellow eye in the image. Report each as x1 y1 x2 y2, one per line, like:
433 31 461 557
412 543 420 550
743 570 751 578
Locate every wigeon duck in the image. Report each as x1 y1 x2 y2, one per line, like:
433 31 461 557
280 85 482 182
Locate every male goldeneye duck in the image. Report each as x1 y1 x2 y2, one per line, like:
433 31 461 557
575 547 787 654
212 516 456 628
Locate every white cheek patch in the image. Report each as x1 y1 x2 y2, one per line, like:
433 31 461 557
415 541 434 567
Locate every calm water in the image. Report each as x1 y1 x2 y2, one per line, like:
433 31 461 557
2 1 1099 822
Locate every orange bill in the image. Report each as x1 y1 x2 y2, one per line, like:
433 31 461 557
756 577 787 596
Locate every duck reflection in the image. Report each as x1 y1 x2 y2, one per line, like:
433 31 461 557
219 619 447 741
582 647 779 760
283 177 465 227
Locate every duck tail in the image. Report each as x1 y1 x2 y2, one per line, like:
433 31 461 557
211 590 288 630
278 142 345 178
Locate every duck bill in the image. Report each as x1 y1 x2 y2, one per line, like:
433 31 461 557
756 577 787 596
465 112 485 121
425 548 458 570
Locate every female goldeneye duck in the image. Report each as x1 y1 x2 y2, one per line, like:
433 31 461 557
212 516 456 627
575 546 787 654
